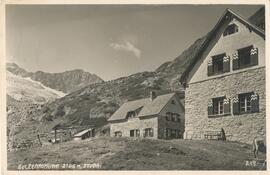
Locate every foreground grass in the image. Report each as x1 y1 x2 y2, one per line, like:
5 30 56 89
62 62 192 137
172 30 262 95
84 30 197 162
8 137 266 170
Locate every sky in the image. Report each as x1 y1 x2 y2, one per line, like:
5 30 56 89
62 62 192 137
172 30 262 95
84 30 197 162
6 4 263 81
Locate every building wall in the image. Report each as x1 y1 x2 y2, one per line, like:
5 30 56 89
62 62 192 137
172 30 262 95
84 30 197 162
187 18 265 84
110 117 159 138
110 95 185 139
185 67 265 144
158 95 185 139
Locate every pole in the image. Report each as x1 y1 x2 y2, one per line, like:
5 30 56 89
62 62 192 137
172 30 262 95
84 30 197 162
37 134 42 146
54 129 57 143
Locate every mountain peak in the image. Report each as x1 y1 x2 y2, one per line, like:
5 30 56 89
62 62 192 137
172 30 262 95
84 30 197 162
6 62 104 93
6 62 31 77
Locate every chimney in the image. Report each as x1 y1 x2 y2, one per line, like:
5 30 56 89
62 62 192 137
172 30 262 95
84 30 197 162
150 91 156 101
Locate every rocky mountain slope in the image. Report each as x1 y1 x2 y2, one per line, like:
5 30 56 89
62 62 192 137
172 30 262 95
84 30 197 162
7 7 264 150
6 70 66 150
248 7 265 30
155 36 206 89
7 63 104 93
7 71 65 103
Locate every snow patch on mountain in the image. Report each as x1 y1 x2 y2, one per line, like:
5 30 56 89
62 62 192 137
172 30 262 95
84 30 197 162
7 71 66 104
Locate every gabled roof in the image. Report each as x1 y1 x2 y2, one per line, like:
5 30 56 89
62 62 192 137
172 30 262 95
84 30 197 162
138 93 176 117
108 93 180 122
180 8 265 85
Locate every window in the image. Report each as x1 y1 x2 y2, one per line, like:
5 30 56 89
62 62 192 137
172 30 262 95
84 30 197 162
209 97 231 117
166 112 171 121
176 113 181 123
164 128 171 138
238 46 253 68
135 130 140 137
114 131 122 137
164 128 169 138
130 130 135 137
171 114 176 122
166 112 180 122
212 54 226 74
176 130 182 138
144 128 154 137
233 92 259 115
130 129 140 137
208 54 230 76
164 129 181 139
213 97 225 115
171 130 176 138
233 46 258 70
223 24 239 36
126 111 136 119
239 93 252 113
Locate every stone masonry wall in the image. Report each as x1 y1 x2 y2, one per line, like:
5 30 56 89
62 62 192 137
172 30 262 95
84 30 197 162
110 116 158 139
185 67 265 144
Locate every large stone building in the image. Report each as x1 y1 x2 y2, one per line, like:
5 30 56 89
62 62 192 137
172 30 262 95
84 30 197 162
180 9 265 144
108 92 185 139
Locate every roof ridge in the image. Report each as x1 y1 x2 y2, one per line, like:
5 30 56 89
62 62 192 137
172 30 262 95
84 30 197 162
138 93 176 117
108 92 178 121
124 92 176 103
226 8 265 34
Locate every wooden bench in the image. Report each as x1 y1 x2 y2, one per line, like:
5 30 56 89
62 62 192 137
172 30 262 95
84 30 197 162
204 131 222 140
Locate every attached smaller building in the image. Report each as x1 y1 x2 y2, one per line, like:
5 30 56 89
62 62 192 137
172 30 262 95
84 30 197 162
108 92 185 139
73 128 95 141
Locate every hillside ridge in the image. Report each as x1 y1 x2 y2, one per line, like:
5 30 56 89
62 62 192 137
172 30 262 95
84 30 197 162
6 62 104 93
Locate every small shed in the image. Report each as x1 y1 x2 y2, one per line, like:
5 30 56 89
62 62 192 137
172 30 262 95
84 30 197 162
73 128 95 141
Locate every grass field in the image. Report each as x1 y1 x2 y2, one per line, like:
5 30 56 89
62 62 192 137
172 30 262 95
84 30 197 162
8 137 266 170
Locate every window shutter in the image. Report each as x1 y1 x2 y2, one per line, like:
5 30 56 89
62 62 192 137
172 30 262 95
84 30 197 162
223 98 231 114
207 59 213 76
232 97 240 115
223 55 230 73
232 52 239 70
208 100 213 116
250 48 258 66
251 93 259 113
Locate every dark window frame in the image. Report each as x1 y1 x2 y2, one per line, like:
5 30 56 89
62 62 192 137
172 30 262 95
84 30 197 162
144 128 154 137
126 111 136 119
164 128 181 139
130 129 140 137
213 96 225 115
212 53 226 75
237 46 253 69
166 112 180 123
114 131 122 137
223 24 239 36
238 93 252 114
130 130 135 137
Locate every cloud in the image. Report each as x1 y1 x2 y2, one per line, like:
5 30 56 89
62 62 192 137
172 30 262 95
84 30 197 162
110 41 141 58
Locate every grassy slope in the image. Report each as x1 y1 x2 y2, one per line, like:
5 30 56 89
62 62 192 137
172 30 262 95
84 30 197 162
8 137 266 170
